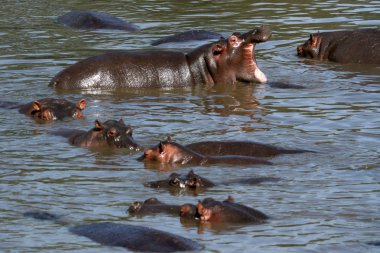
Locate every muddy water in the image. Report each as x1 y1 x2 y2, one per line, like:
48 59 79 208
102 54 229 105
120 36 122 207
0 0 379 252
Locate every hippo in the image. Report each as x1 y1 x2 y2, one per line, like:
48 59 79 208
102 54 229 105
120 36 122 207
128 197 181 216
186 140 313 157
23 211 202 252
151 30 223 46
57 10 139 31
49 25 272 90
144 170 279 190
0 98 86 121
180 196 268 224
297 29 380 64
139 140 272 166
53 119 141 150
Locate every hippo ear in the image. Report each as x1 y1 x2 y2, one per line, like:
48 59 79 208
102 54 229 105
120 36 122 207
158 141 165 153
212 43 224 56
126 127 133 136
107 128 117 137
166 136 172 142
94 120 103 130
225 195 234 203
32 101 42 112
309 34 319 47
118 119 125 125
76 99 87 110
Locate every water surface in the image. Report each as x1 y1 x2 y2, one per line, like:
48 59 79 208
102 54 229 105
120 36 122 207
0 1 379 252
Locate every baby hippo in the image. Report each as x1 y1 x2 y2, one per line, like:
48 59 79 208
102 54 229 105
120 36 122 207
5 97 86 121
297 29 380 64
180 196 268 224
139 140 272 166
53 119 141 150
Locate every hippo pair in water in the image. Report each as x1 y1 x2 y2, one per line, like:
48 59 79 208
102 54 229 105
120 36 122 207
23 211 202 252
0 98 87 122
297 29 380 64
129 196 268 224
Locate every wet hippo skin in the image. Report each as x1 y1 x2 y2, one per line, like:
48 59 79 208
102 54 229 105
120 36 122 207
49 26 272 90
57 10 139 31
23 211 202 252
53 119 141 150
0 98 86 121
297 29 380 64
128 197 181 216
144 170 279 190
186 140 313 157
151 29 223 46
180 197 268 224
139 140 272 166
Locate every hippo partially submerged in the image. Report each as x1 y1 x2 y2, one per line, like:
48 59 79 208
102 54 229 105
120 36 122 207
139 140 272 166
53 119 141 150
297 29 380 64
23 211 202 252
57 10 139 31
180 196 268 224
50 26 272 90
144 170 279 190
0 98 86 121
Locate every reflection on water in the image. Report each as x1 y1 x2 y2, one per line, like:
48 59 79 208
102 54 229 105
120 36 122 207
0 0 379 253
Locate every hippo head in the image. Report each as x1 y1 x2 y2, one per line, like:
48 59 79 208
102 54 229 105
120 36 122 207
90 119 141 150
180 203 197 218
189 25 271 85
21 98 86 121
297 34 322 59
138 140 193 164
185 170 215 188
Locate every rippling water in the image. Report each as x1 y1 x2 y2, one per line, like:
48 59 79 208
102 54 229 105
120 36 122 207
0 1 379 252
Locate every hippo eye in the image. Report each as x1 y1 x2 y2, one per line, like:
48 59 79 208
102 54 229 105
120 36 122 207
169 178 180 186
107 128 118 137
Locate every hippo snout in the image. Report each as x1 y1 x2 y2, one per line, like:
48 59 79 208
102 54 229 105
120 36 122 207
245 25 272 43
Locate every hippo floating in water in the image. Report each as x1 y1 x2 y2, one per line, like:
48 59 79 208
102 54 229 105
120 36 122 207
139 139 272 166
144 170 279 190
49 26 272 90
151 30 223 46
186 140 313 157
180 196 268 224
23 211 202 252
0 98 86 121
53 119 141 150
57 10 139 31
297 29 380 64
128 197 181 217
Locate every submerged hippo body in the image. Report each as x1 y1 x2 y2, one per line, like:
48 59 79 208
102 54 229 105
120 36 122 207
23 212 202 252
186 140 312 157
50 26 271 90
297 29 380 64
57 10 139 31
128 197 181 216
53 119 141 150
9 98 86 121
180 197 268 224
140 140 272 166
144 170 278 190
151 30 223 46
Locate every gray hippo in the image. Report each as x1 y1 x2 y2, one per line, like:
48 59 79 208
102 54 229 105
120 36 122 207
138 139 273 166
0 98 86 121
297 29 380 64
57 10 139 31
53 119 141 150
144 170 279 190
23 211 202 252
180 196 268 224
49 26 272 90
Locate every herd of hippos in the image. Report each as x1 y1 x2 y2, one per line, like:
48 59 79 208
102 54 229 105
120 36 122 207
7 10 379 252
